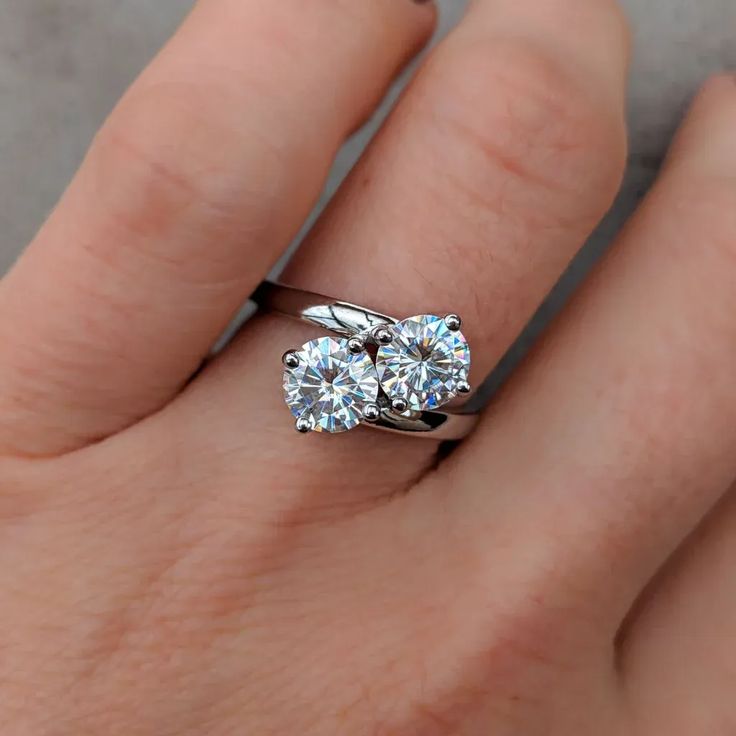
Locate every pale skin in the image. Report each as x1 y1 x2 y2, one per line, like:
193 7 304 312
1 0 736 733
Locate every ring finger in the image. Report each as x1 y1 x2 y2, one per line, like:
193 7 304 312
177 0 631 507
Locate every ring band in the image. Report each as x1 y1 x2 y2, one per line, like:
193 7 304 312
253 281 479 441
252 280 396 337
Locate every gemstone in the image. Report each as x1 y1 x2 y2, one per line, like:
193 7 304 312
283 336 379 433
375 315 471 411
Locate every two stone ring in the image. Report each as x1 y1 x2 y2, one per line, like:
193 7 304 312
252 282 478 440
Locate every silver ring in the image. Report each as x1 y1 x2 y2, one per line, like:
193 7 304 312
252 281 478 441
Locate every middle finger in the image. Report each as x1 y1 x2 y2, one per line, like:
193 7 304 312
179 0 631 505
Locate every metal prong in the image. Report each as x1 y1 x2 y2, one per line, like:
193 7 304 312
362 403 381 423
347 336 366 355
456 379 471 395
391 397 409 413
282 350 300 369
295 417 312 434
373 326 393 345
444 314 462 332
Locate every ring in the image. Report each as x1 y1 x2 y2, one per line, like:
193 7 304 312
252 281 479 441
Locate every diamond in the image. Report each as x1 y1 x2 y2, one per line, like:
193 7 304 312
283 336 380 433
375 315 471 411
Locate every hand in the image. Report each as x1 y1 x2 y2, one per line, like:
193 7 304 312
2 1 735 734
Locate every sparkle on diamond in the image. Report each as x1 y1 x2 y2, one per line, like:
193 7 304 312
283 336 379 433
375 315 470 411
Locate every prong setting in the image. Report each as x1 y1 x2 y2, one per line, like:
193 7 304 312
362 403 381 423
444 314 462 332
347 336 366 355
282 350 300 369
295 416 313 434
283 336 380 434
375 314 471 412
372 326 394 345
456 379 471 395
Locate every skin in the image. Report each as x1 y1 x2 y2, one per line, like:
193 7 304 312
1 0 735 733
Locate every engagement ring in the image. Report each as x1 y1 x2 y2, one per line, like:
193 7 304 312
253 282 478 441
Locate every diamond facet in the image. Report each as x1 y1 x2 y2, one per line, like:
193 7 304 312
283 336 380 433
375 314 471 411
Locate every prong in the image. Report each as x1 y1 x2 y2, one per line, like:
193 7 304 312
295 416 312 434
362 403 381 423
282 350 300 369
372 326 393 345
347 336 366 355
391 397 409 413
444 314 462 332
456 379 471 395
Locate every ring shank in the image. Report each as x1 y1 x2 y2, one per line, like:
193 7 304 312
253 281 478 441
252 281 396 337
372 406 478 441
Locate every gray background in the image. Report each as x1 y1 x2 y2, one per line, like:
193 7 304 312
0 1 734 381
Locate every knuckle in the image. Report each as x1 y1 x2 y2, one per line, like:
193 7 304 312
422 38 625 225
87 79 286 274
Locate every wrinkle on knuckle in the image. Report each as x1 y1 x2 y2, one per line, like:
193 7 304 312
422 38 624 227
85 79 287 281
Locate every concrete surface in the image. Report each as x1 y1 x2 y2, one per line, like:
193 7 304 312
0 1 734 386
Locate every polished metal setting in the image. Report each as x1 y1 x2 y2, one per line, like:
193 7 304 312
252 281 395 337
444 313 462 332
362 403 381 423
295 417 312 434
456 379 472 395
282 350 300 369
347 336 366 355
372 326 394 345
253 281 479 441
391 397 409 413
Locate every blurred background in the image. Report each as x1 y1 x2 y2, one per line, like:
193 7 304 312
0 1 734 379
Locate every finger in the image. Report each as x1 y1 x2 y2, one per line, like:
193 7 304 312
616 485 736 732
186 0 630 499
0 0 434 457
447 76 736 631
286 0 629 386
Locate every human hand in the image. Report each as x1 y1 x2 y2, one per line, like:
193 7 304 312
1 1 735 734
